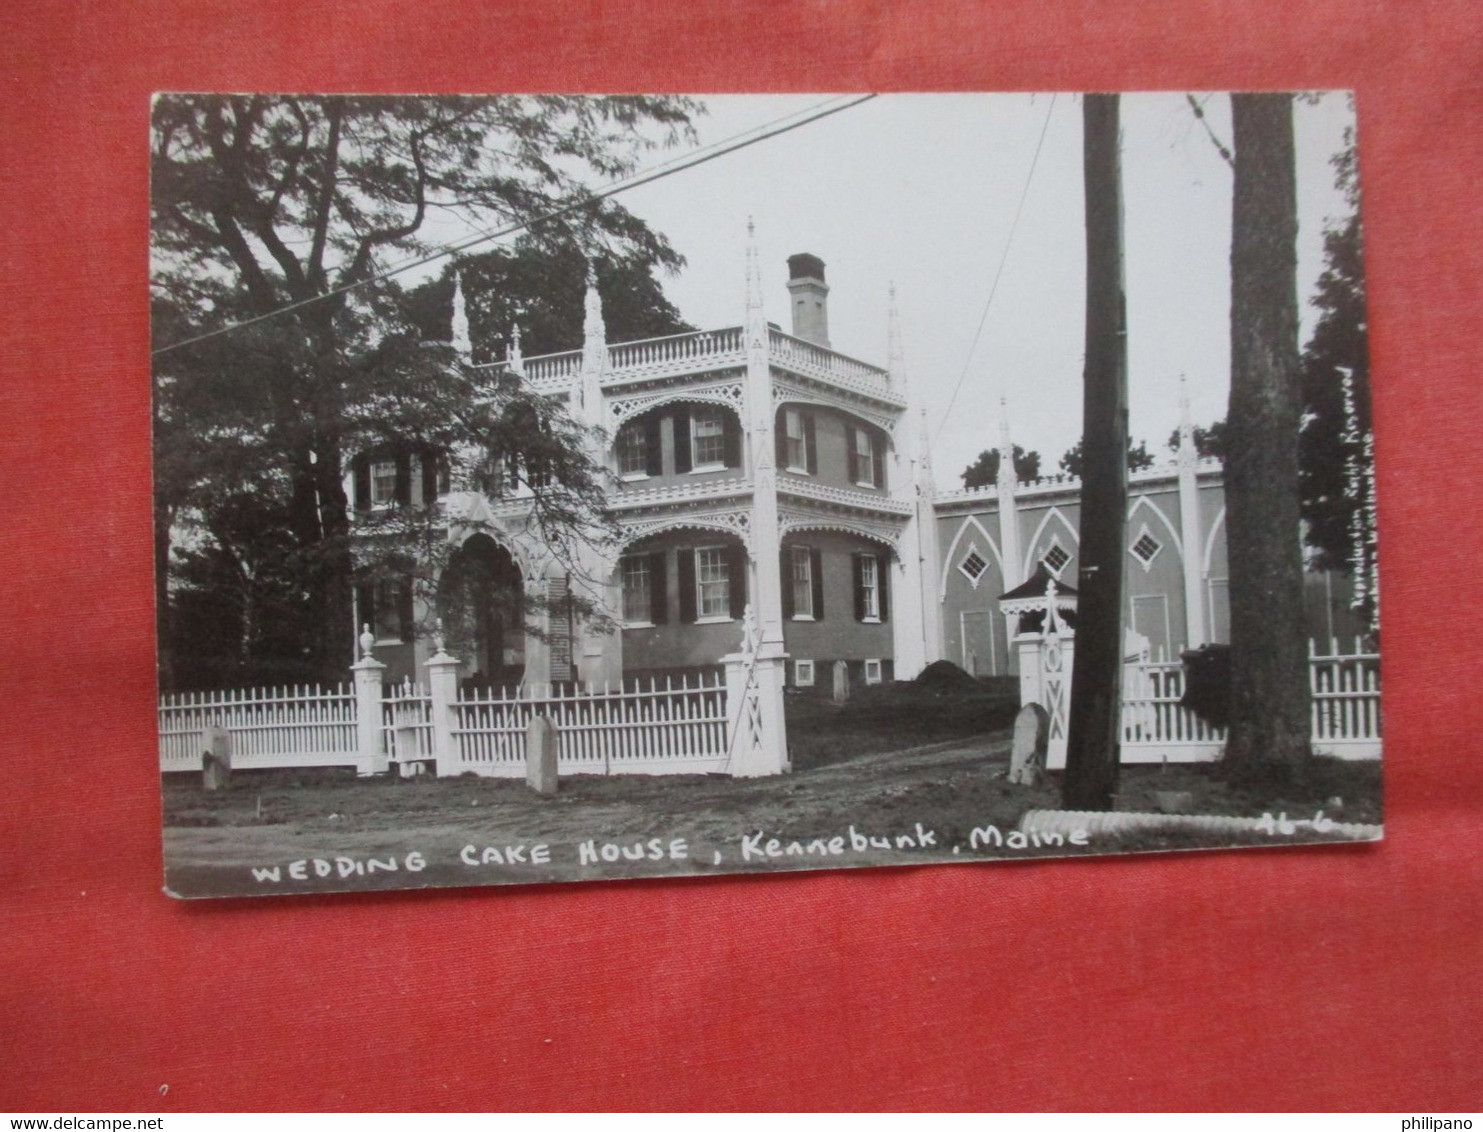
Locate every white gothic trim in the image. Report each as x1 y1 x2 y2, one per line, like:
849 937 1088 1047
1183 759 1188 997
939 515 1004 601
1022 505 1080 579
777 508 903 552
1127 493 1183 558
771 379 899 435
616 510 753 553
607 381 745 428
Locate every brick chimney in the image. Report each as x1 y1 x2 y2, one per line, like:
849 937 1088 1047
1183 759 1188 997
786 253 830 347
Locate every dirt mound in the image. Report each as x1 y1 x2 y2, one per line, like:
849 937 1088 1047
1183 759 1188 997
913 659 979 693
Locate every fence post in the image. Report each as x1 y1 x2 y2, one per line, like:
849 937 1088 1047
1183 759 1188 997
525 714 558 795
721 606 790 777
425 639 462 778
350 626 388 776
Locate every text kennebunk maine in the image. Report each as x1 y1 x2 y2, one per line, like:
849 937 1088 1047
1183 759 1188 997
242 822 1099 884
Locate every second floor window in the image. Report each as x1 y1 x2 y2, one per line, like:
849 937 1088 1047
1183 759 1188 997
785 410 807 471
616 423 648 477
692 407 726 468
370 459 398 508
852 428 877 487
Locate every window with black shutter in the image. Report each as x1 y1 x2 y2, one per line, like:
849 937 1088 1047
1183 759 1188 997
649 550 668 624
780 547 795 620
810 547 825 620
846 424 860 483
644 415 664 476
721 412 742 469
804 414 818 474
672 406 693 473
394 451 412 505
677 546 696 623
726 543 748 618
353 456 371 513
421 449 441 506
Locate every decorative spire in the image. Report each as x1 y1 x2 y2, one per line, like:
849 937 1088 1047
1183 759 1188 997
1176 374 1196 468
583 257 605 346
997 396 1016 491
744 215 763 317
580 258 607 422
887 281 905 391
450 270 472 357
917 405 935 497
507 317 524 375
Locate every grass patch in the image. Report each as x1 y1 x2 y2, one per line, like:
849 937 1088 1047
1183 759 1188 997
785 677 1020 770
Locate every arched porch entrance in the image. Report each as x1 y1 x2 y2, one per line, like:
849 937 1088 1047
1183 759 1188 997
439 533 526 688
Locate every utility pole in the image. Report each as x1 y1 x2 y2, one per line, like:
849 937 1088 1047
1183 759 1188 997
1062 93 1129 811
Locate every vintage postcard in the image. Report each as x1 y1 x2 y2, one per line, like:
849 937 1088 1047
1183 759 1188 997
152 92 1380 898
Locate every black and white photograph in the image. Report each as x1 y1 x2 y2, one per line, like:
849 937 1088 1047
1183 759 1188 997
151 91 1381 898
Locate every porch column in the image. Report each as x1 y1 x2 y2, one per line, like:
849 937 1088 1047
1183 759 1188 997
569 260 624 686
888 284 941 678
743 222 786 651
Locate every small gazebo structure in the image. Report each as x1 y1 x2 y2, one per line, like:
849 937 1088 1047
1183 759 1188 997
997 564 1078 643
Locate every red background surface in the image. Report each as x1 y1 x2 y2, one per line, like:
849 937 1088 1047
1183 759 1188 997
3 0 1481 1112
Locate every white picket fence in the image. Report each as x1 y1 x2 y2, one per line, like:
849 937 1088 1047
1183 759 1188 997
453 673 730 777
161 672 734 777
1119 642 1381 763
158 685 358 772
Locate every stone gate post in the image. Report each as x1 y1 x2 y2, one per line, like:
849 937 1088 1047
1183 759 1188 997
424 639 462 778
351 626 388 777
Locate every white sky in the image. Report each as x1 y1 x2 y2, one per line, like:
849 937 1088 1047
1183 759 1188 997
421 92 1355 492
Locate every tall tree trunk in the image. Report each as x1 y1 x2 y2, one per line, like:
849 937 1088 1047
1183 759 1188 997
1063 93 1129 811
296 309 356 682
1225 93 1312 776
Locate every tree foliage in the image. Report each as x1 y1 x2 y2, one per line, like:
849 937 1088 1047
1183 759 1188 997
1058 437 1154 478
959 444 1042 489
1166 419 1228 460
405 240 691 363
152 94 699 688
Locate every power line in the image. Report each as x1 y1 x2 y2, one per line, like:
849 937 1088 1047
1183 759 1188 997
934 93 1057 439
153 95 877 357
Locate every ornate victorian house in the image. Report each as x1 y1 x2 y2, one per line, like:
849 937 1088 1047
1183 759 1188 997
351 230 940 690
